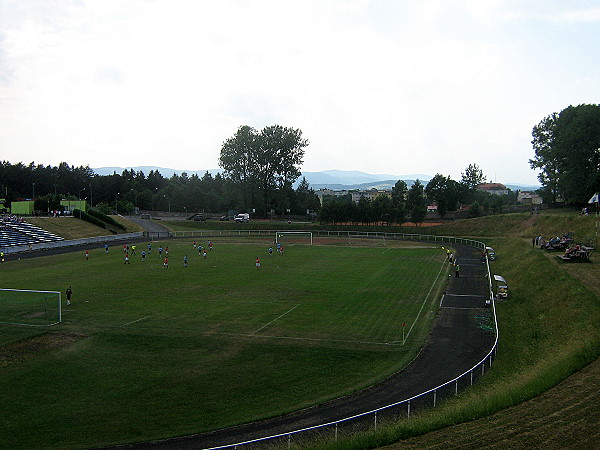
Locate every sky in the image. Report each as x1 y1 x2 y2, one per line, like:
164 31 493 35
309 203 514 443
1 0 599 185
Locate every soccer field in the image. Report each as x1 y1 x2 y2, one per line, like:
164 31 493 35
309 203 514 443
0 238 449 449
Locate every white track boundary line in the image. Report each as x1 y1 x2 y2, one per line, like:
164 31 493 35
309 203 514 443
120 315 152 327
250 305 299 335
404 259 447 344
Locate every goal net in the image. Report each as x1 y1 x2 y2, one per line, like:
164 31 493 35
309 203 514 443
275 231 313 245
0 288 62 327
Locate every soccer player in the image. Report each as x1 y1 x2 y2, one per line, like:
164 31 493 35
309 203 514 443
147 243 152 253
141 250 146 262
131 245 136 255
163 257 169 268
280 245 284 256
184 255 188 267
276 242 281 253
256 256 261 269
198 245 203 256
66 286 73 306
158 247 163 257
203 249 207 259
268 247 273 256
208 240 213 251
85 249 89 260
104 244 109 254
124 253 130 264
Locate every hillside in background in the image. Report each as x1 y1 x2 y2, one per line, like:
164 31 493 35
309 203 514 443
93 166 539 191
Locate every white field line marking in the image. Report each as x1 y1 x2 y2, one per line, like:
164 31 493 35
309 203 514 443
405 259 447 344
120 315 152 327
250 305 299 335
216 331 401 346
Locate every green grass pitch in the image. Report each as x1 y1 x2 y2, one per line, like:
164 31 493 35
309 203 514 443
0 238 449 449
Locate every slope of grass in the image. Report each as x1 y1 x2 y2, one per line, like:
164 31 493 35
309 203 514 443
307 213 600 450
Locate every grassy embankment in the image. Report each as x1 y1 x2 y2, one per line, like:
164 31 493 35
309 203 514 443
27 215 143 239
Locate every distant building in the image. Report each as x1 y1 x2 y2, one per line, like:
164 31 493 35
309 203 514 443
315 188 393 205
517 191 543 205
60 199 88 212
350 189 392 203
10 200 35 215
315 189 349 205
476 183 510 196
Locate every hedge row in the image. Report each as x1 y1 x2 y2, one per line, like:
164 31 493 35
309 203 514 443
87 209 126 230
73 209 106 229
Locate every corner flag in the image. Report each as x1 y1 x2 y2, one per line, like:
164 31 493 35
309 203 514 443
589 193 600 204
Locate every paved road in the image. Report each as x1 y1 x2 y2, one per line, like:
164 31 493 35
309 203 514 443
115 243 496 449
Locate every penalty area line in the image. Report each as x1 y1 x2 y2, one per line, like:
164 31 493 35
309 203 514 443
120 315 152 327
250 305 299 335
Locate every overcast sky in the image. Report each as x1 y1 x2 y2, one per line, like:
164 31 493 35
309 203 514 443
1 0 598 185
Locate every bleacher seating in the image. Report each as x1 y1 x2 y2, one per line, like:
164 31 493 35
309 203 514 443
0 217 64 248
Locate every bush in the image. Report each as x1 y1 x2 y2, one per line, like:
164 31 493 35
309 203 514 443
73 209 106 229
88 209 126 230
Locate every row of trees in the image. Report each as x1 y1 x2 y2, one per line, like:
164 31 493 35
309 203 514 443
319 166 514 226
530 104 600 204
1 121 525 222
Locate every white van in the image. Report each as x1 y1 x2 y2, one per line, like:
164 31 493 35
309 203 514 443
234 213 250 223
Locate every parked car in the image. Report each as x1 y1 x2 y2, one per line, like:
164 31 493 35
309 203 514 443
219 215 229 221
186 214 207 221
234 213 250 223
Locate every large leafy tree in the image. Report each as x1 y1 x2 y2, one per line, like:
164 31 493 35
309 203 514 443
255 125 308 214
219 124 308 215
530 104 600 204
530 112 560 203
218 125 258 210
425 174 460 217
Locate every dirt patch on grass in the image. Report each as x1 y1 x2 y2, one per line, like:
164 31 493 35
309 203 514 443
0 332 86 368
386 358 600 449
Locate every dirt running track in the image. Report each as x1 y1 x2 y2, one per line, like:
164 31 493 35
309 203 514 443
107 243 495 449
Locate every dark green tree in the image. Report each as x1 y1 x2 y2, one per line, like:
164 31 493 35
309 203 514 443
425 174 460 217
407 179 427 225
530 104 600 204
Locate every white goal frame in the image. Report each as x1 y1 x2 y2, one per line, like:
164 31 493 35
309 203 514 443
275 231 313 245
0 288 62 327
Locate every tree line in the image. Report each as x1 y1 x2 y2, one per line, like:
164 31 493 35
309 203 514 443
6 120 562 222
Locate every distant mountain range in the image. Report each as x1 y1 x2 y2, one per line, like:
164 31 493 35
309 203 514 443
93 166 539 192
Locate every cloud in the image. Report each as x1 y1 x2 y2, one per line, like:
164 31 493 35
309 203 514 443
0 0 597 184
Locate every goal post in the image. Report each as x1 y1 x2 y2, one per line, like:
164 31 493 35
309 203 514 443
275 231 313 245
0 288 62 327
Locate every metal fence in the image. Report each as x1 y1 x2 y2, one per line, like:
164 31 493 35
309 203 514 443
144 229 497 449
